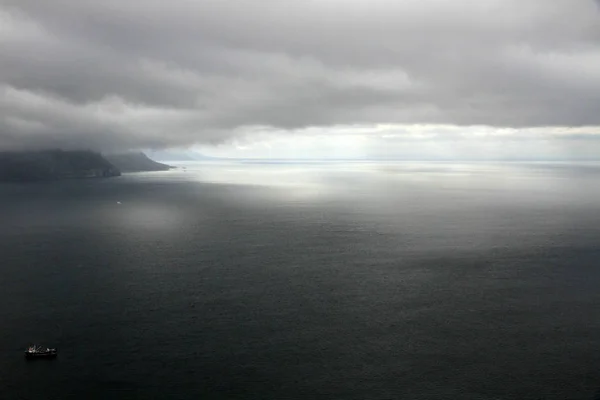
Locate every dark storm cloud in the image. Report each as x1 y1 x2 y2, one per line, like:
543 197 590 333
1 0 599 151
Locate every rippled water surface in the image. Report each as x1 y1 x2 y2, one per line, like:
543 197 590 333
2 161 600 399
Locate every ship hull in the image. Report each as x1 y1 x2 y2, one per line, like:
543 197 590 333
25 352 57 360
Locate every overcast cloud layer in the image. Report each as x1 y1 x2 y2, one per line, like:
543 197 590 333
1 0 600 154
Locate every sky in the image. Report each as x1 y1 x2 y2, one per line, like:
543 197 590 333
1 0 600 159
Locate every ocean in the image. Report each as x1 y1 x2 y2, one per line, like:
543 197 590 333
2 161 600 399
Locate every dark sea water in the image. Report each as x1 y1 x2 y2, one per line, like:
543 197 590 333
2 161 600 399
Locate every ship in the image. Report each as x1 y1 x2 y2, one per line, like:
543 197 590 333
25 345 57 360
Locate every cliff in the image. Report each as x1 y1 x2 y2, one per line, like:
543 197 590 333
104 152 173 172
0 150 121 182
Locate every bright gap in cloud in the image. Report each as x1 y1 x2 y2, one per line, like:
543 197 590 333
192 124 600 160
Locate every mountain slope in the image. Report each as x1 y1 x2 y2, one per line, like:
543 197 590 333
0 150 121 182
104 152 172 172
